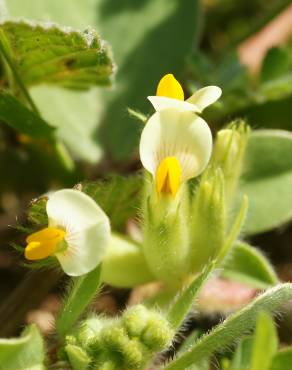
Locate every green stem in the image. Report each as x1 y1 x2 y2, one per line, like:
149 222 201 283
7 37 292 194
56 264 102 339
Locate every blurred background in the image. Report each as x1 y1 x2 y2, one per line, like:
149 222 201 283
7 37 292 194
1 0 292 353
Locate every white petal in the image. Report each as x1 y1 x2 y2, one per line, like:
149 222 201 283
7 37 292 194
47 189 110 276
139 109 212 181
148 96 200 112
186 86 222 112
56 221 110 276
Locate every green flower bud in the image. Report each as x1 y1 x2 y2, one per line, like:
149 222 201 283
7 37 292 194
213 121 250 208
122 305 150 338
65 344 91 370
141 312 174 351
77 316 105 350
190 168 225 272
100 324 145 369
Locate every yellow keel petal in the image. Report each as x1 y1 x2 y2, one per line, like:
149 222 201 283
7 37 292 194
25 227 66 260
156 157 181 196
25 241 54 260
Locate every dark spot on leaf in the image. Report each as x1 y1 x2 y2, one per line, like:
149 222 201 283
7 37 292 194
64 58 76 68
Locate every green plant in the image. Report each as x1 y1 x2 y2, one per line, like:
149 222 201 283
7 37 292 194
1 1 292 369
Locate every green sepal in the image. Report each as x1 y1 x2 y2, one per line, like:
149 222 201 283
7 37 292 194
190 168 225 273
142 184 190 286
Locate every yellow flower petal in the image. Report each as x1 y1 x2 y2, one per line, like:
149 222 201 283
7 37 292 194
156 74 184 100
25 227 66 260
156 156 181 196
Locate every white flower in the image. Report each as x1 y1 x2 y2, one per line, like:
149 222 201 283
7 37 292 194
139 108 212 196
147 73 221 113
25 189 110 276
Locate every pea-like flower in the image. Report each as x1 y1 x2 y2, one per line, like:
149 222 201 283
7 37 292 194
24 189 110 276
148 73 221 113
140 74 221 197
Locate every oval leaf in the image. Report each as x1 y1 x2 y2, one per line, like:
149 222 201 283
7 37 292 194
239 130 292 234
0 325 45 370
223 242 278 289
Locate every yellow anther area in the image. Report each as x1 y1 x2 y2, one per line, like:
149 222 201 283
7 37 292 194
25 227 66 260
156 74 184 100
156 156 182 196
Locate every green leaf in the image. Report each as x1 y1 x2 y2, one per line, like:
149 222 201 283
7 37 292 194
259 74 292 102
7 0 97 29
3 5 115 163
270 348 292 370
178 331 209 370
27 197 48 227
261 47 292 83
250 312 278 370
0 325 45 370
7 0 201 161
0 20 114 88
56 264 102 338
167 263 215 330
30 86 103 162
229 337 253 370
82 174 143 231
164 283 292 370
222 241 278 289
0 91 55 138
96 0 201 159
238 130 292 234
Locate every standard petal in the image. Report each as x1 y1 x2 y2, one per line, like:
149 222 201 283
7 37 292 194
139 109 212 181
148 96 200 113
46 189 110 276
186 86 222 112
56 221 110 276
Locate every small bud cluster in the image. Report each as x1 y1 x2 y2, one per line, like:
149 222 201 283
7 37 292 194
64 305 174 370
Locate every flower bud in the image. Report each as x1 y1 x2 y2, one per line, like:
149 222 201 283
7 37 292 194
213 121 250 208
65 344 91 370
190 168 225 273
122 305 150 337
141 312 174 350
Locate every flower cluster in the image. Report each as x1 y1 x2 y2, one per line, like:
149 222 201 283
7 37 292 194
64 305 174 369
24 74 244 286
